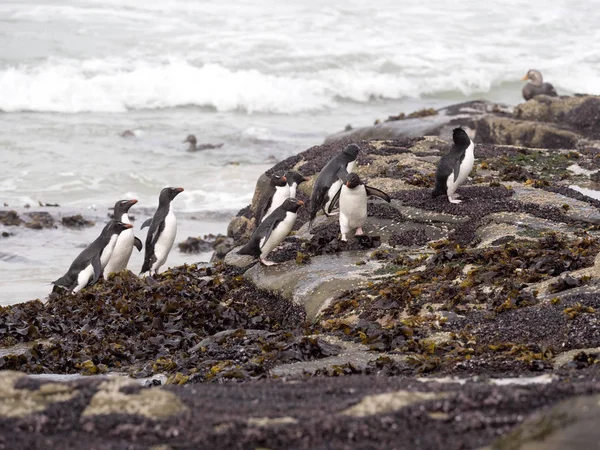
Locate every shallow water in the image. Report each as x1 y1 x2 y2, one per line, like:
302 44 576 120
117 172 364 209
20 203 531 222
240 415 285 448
1 0 599 305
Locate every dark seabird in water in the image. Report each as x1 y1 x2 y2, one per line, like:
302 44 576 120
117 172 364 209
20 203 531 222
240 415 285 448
521 69 558 101
183 134 224 152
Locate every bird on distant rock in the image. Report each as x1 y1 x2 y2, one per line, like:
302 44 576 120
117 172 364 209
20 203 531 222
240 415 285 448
521 69 558 101
432 127 475 204
183 134 224 152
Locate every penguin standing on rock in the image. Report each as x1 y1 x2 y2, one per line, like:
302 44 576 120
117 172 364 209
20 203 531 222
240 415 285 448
140 187 184 277
53 220 134 293
256 173 288 223
328 173 391 241
104 199 143 277
238 198 304 266
284 171 310 199
432 127 475 204
309 143 360 226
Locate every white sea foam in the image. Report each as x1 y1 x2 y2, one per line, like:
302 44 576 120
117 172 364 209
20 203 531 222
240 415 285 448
1 0 600 114
1 55 596 114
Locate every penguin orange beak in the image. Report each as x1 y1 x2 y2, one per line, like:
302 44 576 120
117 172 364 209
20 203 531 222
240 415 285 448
303 176 310 181
176 187 184 192
282 176 287 182
297 200 304 206
124 223 133 229
521 74 529 81
346 181 350 187
128 199 138 205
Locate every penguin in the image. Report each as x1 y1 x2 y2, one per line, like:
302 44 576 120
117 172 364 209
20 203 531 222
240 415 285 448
328 173 391 241
432 127 475 204
284 171 310 199
53 220 133 293
309 143 360 226
140 187 184 277
183 134 224 152
255 172 288 223
103 199 143 277
521 69 558 101
238 198 304 266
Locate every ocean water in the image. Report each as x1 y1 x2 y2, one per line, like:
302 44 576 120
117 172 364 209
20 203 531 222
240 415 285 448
1 0 600 305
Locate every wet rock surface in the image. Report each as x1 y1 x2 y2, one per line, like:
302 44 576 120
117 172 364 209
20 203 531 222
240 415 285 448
61 214 95 228
0 371 599 449
326 95 600 151
4 104 600 448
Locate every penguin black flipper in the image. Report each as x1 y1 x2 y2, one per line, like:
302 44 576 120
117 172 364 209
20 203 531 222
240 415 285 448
91 254 102 284
365 186 391 203
134 237 143 251
309 185 330 224
335 166 350 182
237 235 261 258
432 154 454 198
53 274 75 291
327 186 343 215
452 154 465 183
256 195 273 224
141 218 152 229
141 220 165 273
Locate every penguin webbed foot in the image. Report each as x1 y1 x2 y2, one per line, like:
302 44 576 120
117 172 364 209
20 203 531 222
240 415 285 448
260 258 278 266
355 227 364 236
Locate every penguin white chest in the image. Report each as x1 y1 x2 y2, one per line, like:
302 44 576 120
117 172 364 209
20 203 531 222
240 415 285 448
259 212 296 258
104 213 134 275
325 160 357 212
446 141 475 195
153 209 177 270
74 233 119 293
325 180 343 212
100 233 120 268
289 183 297 199
339 185 367 232
263 185 290 221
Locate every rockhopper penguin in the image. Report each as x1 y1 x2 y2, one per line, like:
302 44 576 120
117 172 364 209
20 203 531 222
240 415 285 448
53 220 133 293
238 198 304 266
432 128 475 204
140 187 184 277
328 173 391 241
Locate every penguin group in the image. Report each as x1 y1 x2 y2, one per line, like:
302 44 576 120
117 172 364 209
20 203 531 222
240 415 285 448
53 186 184 293
60 64 548 287
237 125 479 266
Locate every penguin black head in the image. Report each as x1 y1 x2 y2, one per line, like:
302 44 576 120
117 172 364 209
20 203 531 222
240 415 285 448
342 144 360 160
113 199 138 218
345 173 361 189
159 187 185 204
270 172 287 187
452 128 470 147
183 134 197 144
284 171 309 186
282 197 304 213
106 220 134 234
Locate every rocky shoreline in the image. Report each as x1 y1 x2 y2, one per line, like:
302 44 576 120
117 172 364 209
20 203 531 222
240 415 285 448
2 95 600 448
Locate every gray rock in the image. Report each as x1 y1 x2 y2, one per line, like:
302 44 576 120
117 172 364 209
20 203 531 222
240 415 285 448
491 394 600 450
